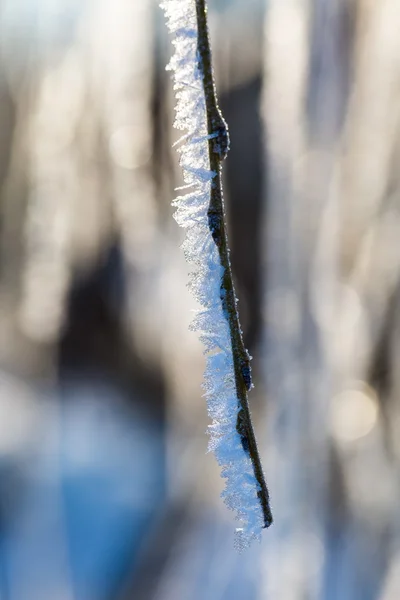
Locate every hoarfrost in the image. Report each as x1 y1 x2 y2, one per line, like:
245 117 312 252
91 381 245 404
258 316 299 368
161 0 265 548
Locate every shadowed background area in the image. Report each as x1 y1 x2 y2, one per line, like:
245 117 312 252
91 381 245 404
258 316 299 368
0 0 399 599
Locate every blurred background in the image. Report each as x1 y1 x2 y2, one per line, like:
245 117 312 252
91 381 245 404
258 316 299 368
0 0 399 598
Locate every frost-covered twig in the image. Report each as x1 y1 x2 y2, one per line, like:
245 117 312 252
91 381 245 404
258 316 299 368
161 0 272 548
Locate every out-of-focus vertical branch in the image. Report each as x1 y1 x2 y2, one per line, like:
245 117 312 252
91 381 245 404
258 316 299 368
260 0 330 597
261 0 400 596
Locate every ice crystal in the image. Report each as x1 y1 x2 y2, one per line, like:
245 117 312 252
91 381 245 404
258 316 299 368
161 0 265 548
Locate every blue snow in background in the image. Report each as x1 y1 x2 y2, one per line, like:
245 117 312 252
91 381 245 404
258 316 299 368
0 379 165 600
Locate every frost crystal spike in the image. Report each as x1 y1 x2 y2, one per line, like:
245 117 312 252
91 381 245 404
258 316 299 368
161 0 272 548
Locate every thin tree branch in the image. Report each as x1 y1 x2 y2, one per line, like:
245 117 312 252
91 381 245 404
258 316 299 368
195 0 273 529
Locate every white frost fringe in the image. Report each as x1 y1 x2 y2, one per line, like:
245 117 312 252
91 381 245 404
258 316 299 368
161 0 264 549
